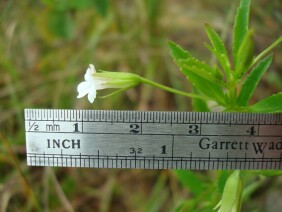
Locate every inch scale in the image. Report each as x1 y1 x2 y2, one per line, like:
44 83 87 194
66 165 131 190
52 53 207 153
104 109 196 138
24 109 282 170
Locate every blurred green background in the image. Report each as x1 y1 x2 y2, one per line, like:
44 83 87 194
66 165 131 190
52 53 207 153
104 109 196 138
1 0 281 211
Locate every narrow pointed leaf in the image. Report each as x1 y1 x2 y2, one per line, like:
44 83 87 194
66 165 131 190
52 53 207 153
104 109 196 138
204 43 230 78
205 24 228 56
249 92 282 113
205 24 231 74
219 171 243 212
177 58 227 87
181 66 227 105
168 40 192 60
168 40 227 105
237 54 272 106
206 24 230 72
235 29 254 78
233 0 251 65
217 171 230 194
178 57 214 74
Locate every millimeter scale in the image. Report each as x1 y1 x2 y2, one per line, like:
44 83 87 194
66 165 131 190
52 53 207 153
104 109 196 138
24 109 282 170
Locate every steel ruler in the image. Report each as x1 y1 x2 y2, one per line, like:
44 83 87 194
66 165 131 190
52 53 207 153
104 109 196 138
24 109 282 170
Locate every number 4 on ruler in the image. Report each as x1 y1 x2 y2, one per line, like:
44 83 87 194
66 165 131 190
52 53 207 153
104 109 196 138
247 126 256 136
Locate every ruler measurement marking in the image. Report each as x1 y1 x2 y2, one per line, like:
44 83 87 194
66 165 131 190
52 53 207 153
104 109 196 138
79 153 81 167
171 135 174 160
140 111 143 135
97 150 100 168
61 149 63 166
226 153 229 169
207 153 210 170
24 109 282 170
56 155 59 167
26 153 282 169
87 156 91 168
26 153 281 161
81 115 84 133
24 118 282 126
115 154 118 168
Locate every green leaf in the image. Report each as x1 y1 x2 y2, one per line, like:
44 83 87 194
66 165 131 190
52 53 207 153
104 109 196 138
168 40 226 87
179 57 214 74
217 171 230 194
168 40 192 60
178 58 226 87
219 171 243 212
173 170 205 196
204 24 231 74
249 92 282 113
233 0 251 66
168 40 227 105
204 43 231 78
235 29 254 78
205 24 228 56
192 87 210 112
180 66 227 106
237 54 272 106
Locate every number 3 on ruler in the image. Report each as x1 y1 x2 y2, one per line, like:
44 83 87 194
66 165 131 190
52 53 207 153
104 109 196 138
188 124 199 135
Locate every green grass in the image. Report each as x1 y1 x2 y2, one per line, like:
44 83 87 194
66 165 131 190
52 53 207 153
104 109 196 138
0 0 281 210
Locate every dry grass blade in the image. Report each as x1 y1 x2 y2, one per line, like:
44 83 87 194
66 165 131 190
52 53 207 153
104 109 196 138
47 168 75 212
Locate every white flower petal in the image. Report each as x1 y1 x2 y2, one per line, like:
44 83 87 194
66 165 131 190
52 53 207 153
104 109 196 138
87 86 97 103
84 64 95 81
89 64 95 72
84 71 93 82
77 81 91 93
77 81 92 98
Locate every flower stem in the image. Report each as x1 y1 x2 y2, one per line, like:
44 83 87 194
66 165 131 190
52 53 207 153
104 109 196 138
140 77 211 101
252 36 282 66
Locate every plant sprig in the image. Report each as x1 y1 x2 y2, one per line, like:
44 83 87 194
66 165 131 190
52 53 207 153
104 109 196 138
168 0 281 211
168 0 282 113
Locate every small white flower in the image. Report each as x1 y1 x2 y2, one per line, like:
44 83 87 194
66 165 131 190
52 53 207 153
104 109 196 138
77 64 141 103
77 64 106 103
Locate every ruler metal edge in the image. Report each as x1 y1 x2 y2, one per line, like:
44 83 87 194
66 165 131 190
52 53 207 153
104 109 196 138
24 109 282 170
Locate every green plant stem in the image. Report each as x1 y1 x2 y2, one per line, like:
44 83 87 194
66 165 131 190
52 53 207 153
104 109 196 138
228 87 237 108
252 36 282 66
140 77 211 101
